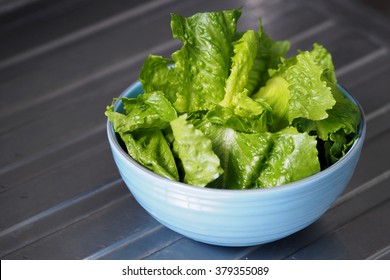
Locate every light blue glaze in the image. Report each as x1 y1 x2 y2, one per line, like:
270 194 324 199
106 82 366 246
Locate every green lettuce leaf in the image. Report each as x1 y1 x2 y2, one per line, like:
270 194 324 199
194 117 319 189
290 44 360 166
119 130 179 181
253 44 336 130
206 105 268 133
294 86 360 166
139 55 177 103
220 29 260 108
253 76 290 132
310 43 337 85
294 87 360 141
170 114 223 187
216 29 273 134
170 8 242 113
256 131 320 188
324 129 356 165
105 91 177 133
247 23 290 93
193 117 272 189
292 44 360 140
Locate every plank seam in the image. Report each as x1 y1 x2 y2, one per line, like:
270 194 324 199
0 39 179 121
333 169 390 208
0 0 178 70
84 224 165 260
0 177 124 239
366 244 390 260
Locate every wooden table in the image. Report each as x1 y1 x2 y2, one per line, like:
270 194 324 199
1 0 389 260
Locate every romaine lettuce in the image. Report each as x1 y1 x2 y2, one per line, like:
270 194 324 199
106 8 360 189
253 44 337 129
118 130 179 181
170 114 223 186
171 9 241 113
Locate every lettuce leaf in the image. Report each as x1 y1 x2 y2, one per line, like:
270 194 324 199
323 129 356 165
253 44 336 130
170 9 242 113
193 117 319 189
119 130 179 181
294 87 360 141
290 44 360 166
105 91 177 133
139 56 177 103
220 26 288 122
206 105 268 133
247 23 290 93
220 30 260 109
193 116 272 189
256 131 320 188
170 114 223 186
253 76 290 132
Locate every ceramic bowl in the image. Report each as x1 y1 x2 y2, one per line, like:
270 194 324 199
106 81 366 246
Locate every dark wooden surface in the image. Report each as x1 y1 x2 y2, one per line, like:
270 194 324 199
0 0 389 260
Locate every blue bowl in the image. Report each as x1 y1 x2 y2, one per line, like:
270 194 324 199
106 81 366 246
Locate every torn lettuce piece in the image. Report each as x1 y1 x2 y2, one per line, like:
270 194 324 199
253 44 336 129
214 29 269 135
253 76 290 132
105 91 177 133
292 44 360 140
294 86 360 167
170 114 223 187
220 29 260 109
170 8 242 113
206 105 268 133
194 116 319 189
139 55 177 104
193 117 273 189
310 43 337 85
247 22 290 93
291 45 360 166
119 130 179 181
293 86 360 141
324 129 356 165
256 131 320 188
220 27 286 120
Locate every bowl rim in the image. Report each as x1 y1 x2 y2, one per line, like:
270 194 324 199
106 81 366 195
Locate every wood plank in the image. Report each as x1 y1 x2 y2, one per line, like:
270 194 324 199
0 0 172 66
285 199 390 259
348 67 390 115
0 129 110 192
86 226 182 260
0 179 128 257
346 127 390 193
1 188 160 259
0 2 176 118
0 140 118 230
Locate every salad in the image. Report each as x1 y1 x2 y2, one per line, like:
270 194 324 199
105 8 360 189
